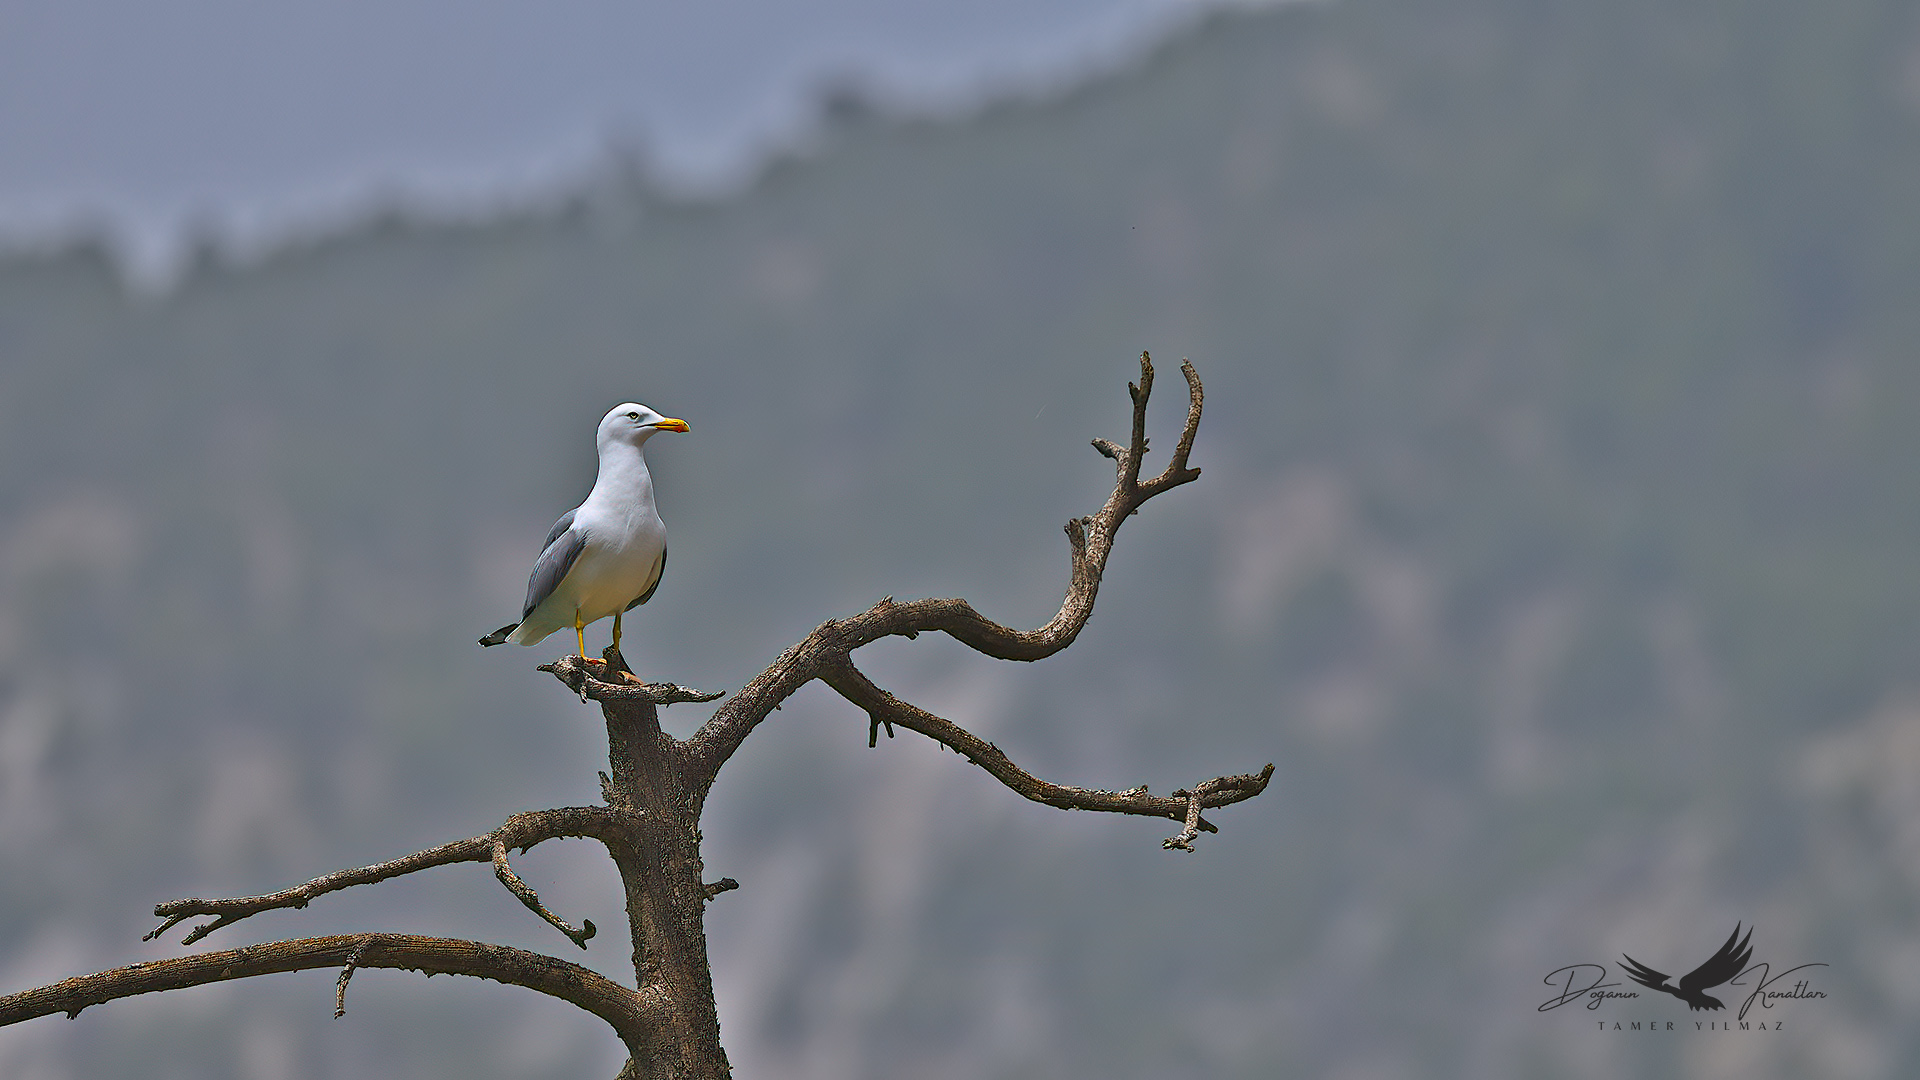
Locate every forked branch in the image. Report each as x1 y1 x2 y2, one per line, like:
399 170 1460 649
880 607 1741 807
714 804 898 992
147 805 626 947
681 354 1269 849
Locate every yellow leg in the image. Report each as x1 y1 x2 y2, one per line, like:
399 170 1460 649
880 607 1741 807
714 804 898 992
575 612 586 658
612 611 623 654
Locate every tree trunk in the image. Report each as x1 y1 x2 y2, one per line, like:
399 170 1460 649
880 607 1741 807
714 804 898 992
598 670 731 1080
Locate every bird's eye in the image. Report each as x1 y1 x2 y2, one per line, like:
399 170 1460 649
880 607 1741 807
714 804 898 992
627 412 641 420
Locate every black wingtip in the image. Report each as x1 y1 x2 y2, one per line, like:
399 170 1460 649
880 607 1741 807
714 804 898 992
479 624 518 647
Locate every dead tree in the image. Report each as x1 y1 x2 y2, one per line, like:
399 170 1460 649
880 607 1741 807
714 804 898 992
0 354 1271 1079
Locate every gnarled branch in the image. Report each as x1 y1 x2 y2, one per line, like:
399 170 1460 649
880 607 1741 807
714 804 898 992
0 933 657 1058
148 805 626 946
540 656 725 707
676 354 1266 847
687 353 1202 776
823 657 1272 836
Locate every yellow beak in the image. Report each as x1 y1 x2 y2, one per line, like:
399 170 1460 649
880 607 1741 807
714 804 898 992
652 417 690 432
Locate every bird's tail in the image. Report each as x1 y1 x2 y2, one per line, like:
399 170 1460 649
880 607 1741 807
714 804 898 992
479 623 518 647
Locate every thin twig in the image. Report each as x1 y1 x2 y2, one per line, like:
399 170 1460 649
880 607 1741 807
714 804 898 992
493 838 596 948
333 936 371 1018
1164 793 1206 852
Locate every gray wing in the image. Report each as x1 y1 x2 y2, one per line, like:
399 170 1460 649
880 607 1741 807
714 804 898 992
624 545 666 611
540 509 577 554
523 515 587 620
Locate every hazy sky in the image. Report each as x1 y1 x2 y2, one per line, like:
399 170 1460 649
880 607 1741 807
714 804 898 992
1 0 1244 274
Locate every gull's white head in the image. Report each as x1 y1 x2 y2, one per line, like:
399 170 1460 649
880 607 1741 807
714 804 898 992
598 402 690 450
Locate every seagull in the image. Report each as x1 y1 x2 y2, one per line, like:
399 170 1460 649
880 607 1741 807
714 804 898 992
480 402 689 659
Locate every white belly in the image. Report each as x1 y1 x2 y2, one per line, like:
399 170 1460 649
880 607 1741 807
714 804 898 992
509 515 665 646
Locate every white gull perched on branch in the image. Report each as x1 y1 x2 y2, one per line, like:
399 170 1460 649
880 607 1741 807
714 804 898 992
481 402 689 657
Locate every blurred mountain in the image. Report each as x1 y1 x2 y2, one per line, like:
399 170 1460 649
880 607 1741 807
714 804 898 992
4 0 1920 1076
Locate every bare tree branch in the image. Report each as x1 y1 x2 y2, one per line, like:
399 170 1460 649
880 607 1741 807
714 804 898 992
668 354 1266 848
1160 770 1273 852
0 934 658 1057
685 354 1203 778
149 806 626 946
492 837 596 948
822 656 1272 835
539 657 725 707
